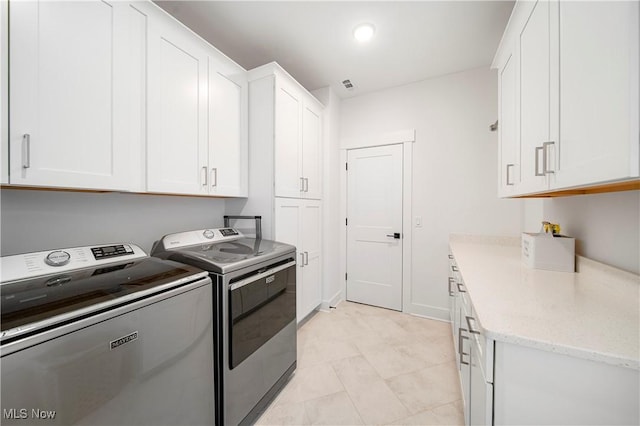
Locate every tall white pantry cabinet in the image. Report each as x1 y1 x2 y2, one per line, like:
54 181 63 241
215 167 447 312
240 63 324 323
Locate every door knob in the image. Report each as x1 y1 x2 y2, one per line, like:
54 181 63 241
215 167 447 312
386 233 401 239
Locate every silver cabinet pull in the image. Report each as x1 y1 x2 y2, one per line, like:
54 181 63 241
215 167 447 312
300 177 305 191
466 315 480 335
22 134 31 169
451 265 458 272
448 254 454 259
211 168 218 188
543 141 555 174
506 163 515 186
201 166 208 186
304 251 309 266
458 328 470 366
448 277 455 296
457 282 466 293
304 177 309 192
535 146 545 176
299 252 305 268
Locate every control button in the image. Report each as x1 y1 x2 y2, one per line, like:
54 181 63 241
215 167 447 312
44 251 71 267
203 230 215 239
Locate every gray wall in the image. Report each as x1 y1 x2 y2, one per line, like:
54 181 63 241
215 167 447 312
542 191 640 274
1 189 227 255
339 67 524 319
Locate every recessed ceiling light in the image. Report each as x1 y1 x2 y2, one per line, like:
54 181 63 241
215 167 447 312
353 23 375 42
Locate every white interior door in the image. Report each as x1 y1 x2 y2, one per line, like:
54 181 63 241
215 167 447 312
346 144 403 311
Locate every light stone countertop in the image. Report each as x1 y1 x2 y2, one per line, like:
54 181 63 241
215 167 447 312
449 234 640 370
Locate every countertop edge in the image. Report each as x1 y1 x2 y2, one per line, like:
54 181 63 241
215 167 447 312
449 235 640 371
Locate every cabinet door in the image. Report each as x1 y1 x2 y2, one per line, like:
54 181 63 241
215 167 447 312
301 200 322 319
518 0 554 194
274 81 303 198
497 49 520 197
146 8 208 195
470 341 493 425
459 303 472 426
209 65 247 197
301 100 322 199
553 1 639 189
274 198 304 320
9 0 135 190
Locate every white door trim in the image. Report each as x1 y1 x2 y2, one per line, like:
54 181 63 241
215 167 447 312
339 130 414 312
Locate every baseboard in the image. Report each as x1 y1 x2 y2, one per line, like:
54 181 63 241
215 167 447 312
319 289 343 312
408 303 450 322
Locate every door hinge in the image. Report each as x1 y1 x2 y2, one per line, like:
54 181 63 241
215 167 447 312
345 273 348 281
345 218 348 226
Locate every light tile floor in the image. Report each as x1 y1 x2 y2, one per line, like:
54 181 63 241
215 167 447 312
255 301 464 426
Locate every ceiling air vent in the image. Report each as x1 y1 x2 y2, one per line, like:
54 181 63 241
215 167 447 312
342 79 354 90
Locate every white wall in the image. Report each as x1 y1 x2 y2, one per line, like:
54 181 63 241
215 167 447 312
311 86 342 309
541 192 640 274
0 189 226 255
340 67 524 319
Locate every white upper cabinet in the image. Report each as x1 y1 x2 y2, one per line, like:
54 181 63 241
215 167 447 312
9 0 139 191
493 0 639 197
262 64 323 200
553 1 639 189
275 79 304 198
209 63 248 197
144 2 248 197
496 42 519 197
145 5 209 196
517 0 556 194
302 102 323 199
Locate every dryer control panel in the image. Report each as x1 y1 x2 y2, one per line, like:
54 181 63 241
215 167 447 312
159 228 244 250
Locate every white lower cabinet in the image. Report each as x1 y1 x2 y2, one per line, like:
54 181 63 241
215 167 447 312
449 250 639 426
274 198 322 322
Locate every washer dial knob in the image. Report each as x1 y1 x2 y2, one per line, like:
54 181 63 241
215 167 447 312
45 251 71 267
203 229 215 239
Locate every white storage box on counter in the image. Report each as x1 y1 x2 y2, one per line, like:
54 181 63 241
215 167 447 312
522 232 575 272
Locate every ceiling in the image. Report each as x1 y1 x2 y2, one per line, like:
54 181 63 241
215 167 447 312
155 1 514 99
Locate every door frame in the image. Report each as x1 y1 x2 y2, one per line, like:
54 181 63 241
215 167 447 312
339 129 414 312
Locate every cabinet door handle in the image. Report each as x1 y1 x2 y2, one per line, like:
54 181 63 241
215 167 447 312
448 254 454 259
448 277 455 296
451 265 458 272
506 163 514 186
299 252 305 268
22 134 31 169
458 328 470 366
543 141 555 175
304 251 309 266
211 168 218 188
466 315 480 335
300 177 305 191
456 282 466 293
535 146 544 176
201 167 208 186
304 178 309 192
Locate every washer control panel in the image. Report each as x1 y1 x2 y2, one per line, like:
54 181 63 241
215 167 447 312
1 244 147 283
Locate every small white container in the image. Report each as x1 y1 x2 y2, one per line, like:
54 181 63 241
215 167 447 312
522 232 575 272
